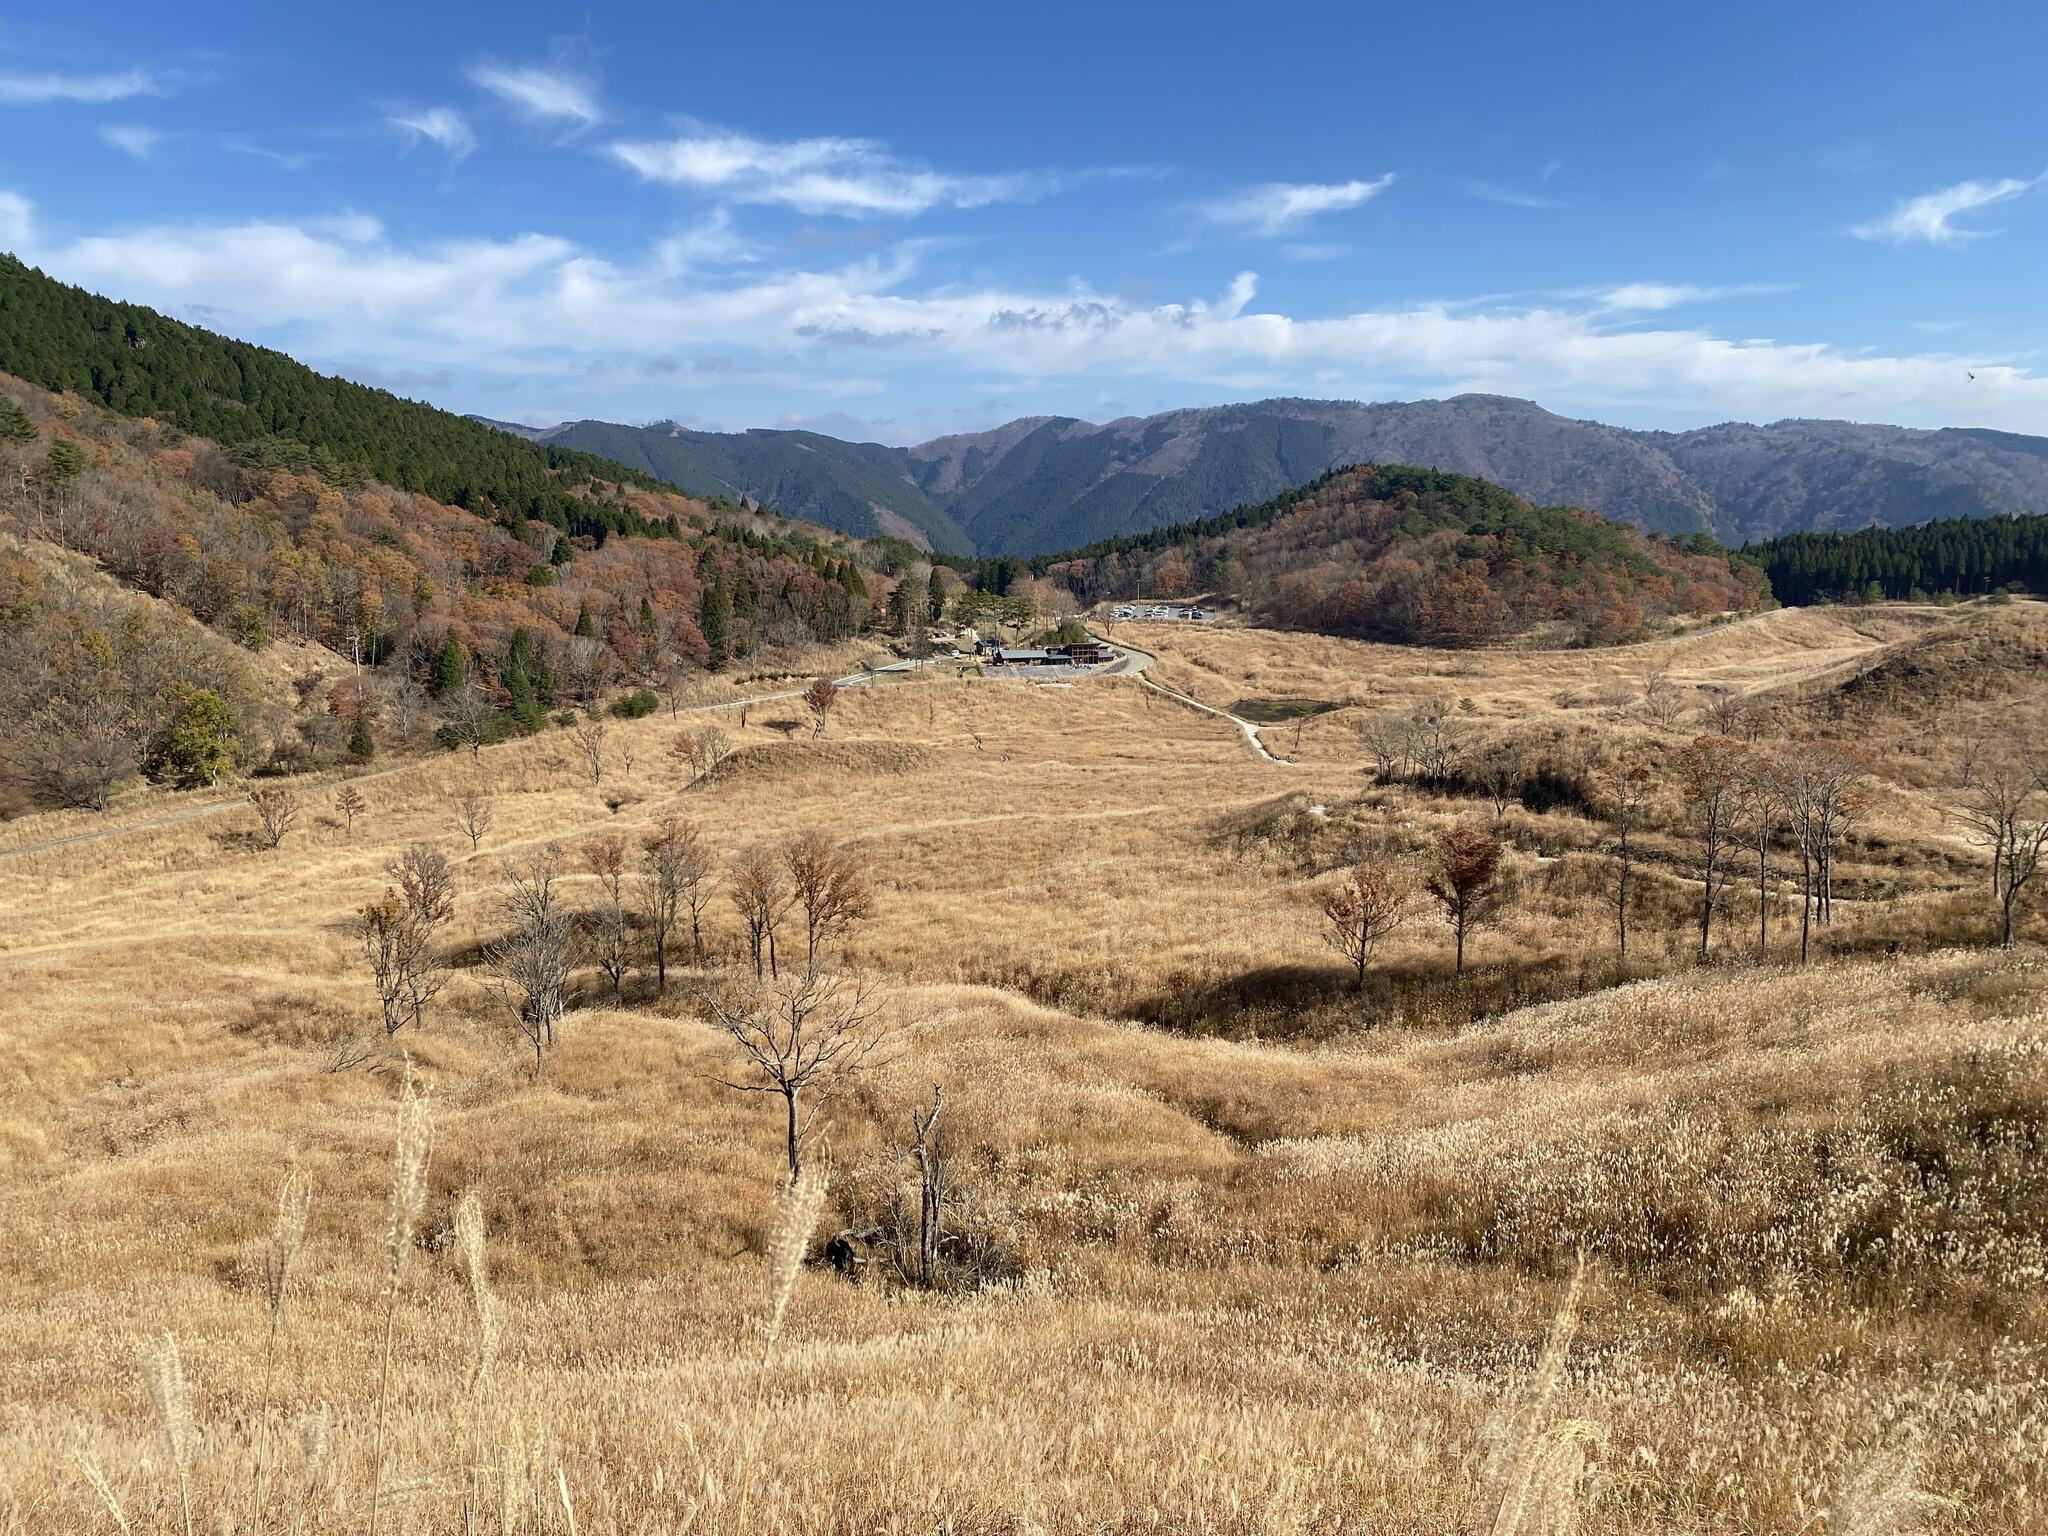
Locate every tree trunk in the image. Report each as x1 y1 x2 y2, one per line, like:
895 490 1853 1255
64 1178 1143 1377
1799 848 1813 965
1616 833 1630 959
1757 840 1769 957
783 1089 801 1185
1698 850 1714 960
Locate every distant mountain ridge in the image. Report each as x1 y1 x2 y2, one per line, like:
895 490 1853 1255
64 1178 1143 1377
496 394 2048 558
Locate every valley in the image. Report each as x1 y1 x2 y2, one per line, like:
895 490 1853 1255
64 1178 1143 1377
4 597 2045 1533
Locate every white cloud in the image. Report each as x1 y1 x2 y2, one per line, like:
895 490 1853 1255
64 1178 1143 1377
1201 176 1395 237
0 68 158 105
1587 282 1794 312
1854 171 2047 245
654 208 760 273
467 60 600 127
1460 179 1562 210
390 107 476 161
609 124 1052 216
0 190 30 248
98 124 162 159
19 209 2048 434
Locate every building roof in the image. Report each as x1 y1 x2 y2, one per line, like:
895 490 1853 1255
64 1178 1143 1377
996 648 1054 661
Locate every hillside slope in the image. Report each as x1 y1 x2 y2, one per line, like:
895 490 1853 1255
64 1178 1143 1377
532 418 973 555
0 367 901 815
1035 464 1768 646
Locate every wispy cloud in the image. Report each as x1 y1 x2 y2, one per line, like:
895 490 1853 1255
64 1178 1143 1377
466 59 601 128
609 122 1058 217
1853 171 2047 245
1200 175 1395 237
0 68 159 105
221 137 317 172
0 189 30 248
99 124 162 160
390 106 477 161
1459 178 1562 210
1584 281 1794 312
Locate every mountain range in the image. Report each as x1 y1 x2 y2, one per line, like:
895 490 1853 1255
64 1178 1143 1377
498 396 2048 558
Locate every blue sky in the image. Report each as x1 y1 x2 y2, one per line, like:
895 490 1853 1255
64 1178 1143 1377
4 0 2047 445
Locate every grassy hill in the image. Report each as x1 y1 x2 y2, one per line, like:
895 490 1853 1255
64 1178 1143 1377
3 606 2044 1531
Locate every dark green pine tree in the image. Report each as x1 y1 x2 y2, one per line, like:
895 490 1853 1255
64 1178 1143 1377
347 714 376 761
888 579 917 633
700 580 731 668
927 567 946 622
0 397 36 448
434 631 468 696
838 560 869 599
574 601 596 639
501 627 548 733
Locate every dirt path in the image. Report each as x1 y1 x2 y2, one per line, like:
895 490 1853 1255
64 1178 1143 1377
1097 632 1296 765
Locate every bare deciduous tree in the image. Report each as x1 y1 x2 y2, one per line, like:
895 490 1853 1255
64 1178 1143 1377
441 683 498 759
638 816 703 993
1320 845 1411 989
356 844 454 1035
569 720 608 786
1782 742 1869 964
1589 757 1655 959
1949 743 2048 950
580 833 630 1005
703 967 890 1184
729 846 789 981
1737 753 1790 959
784 830 873 972
1675 736 1748 959
1356 712 1408 782
804 677 839 740
334 783 368 835
483 845 574 1070
451 786 494 853
249 785 300 850
1407 696 1460 784
1473 747 1521 817
1698 687 1750 738
671 724 732 783
1637 665 1686 728
908 1084 945 1289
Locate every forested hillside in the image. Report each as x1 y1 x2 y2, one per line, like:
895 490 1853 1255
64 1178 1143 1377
1747 512 2048 603
0 371 898 815
1021 464 1767 646
0 257 670 545
535 418 973 555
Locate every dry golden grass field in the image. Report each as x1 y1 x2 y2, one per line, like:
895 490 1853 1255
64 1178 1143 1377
3 603 2046 1534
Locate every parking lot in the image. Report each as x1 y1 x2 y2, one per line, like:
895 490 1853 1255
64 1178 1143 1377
1112 602 1213 622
